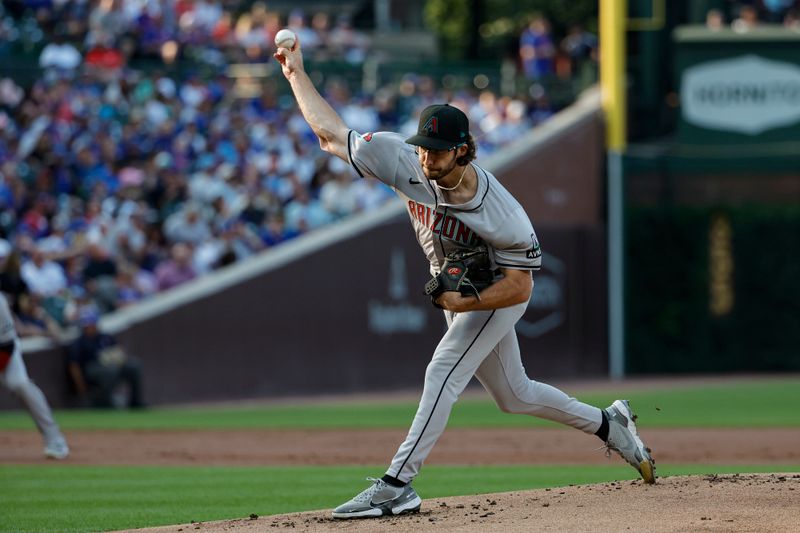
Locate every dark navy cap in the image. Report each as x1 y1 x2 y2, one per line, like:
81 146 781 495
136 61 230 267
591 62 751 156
405 104 469 150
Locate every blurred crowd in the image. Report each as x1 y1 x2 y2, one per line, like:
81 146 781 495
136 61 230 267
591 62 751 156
1 0 371 67
514 0 800 94
518 15 598 85
0 2 573 340
706 0 800 30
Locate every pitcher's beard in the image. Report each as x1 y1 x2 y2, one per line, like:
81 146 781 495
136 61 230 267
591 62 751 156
423 159 458 181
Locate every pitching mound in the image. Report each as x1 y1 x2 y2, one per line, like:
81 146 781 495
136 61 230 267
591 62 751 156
127 473 799 533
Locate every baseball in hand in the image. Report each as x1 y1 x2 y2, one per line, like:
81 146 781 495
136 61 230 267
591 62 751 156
274 29 297 50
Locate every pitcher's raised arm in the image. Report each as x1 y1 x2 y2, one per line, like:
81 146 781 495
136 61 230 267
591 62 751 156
274 35 350 161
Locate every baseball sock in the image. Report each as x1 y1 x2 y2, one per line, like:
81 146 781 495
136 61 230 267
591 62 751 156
595 410 610 441
381 474 406 487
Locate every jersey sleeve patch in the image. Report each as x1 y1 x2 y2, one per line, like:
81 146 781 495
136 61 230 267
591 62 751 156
493 230 542 270
526 231 541 259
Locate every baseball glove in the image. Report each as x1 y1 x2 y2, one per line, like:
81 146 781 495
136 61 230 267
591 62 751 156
424 248 494 308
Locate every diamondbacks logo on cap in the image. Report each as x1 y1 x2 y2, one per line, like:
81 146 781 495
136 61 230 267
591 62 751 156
422 116 439 134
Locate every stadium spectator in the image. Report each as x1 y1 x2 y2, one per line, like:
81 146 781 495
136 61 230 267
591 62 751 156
320 158 358 219
328 14 370 65
20 245 67 298
192 0 224 33
14 292 63 339
38 30 81 72
84 35 126 76
483 98 533 147
519 15 556 81
114 260 156 308
259 213 299 247
154 242 196 290
560 24 597 88
351 176 394 212
732 5 761 31
82 243 119 313
66 307 145 409
706 9 726 30
784 8 800 27
163 203 212 246
235 11 271 62
283 184 333 233
0 77 24 109
309 11 333 59
287 9 321 53
529 93 554 125
341 94 381 134
86 0 128 49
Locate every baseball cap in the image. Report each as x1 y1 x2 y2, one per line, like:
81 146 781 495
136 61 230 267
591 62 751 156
405 104 470 151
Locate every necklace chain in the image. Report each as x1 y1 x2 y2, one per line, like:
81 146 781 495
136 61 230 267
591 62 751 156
436 164 468 191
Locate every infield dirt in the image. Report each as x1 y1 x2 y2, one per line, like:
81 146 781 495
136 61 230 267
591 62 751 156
3 427 800 466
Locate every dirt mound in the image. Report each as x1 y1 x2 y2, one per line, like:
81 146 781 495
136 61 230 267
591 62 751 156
126 473 800 533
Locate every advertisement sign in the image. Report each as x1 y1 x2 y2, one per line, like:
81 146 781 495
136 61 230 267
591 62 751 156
681 55 800 135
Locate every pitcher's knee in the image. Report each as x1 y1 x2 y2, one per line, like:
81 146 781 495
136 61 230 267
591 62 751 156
493 396 526 414
4 376 30 395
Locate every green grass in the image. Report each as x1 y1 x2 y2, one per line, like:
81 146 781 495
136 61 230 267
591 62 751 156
1 378 799 430
2 464 799 533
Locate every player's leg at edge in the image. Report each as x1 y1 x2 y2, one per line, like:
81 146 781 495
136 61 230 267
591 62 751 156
332 477 422 519
603 399 656 484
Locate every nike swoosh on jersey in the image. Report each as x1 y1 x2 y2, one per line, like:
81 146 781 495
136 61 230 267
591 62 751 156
409 177 421 184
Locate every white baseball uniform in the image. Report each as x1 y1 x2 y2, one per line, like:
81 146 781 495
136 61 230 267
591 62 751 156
0 293 67 450
348 131 603 483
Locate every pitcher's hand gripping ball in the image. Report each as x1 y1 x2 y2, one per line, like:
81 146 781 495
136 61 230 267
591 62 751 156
274 29 297 50
424 248 494 308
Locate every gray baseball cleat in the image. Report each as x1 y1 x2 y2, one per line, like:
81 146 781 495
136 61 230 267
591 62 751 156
44 437 70 460
604 399 656 484
332 477 422 519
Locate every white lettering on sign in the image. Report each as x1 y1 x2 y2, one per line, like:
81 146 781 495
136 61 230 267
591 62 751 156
681 55 800 135
368 247 427 334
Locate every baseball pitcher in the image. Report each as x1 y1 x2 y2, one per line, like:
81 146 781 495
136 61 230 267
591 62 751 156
274 37 655 519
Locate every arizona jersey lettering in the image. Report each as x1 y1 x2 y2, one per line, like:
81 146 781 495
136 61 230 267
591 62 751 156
347 130 542 273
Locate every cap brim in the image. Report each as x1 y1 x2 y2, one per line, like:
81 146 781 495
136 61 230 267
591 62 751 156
405 135 458 150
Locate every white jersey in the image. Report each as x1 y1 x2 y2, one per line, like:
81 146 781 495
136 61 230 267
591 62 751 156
347 131 541 274
0 294 18 345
